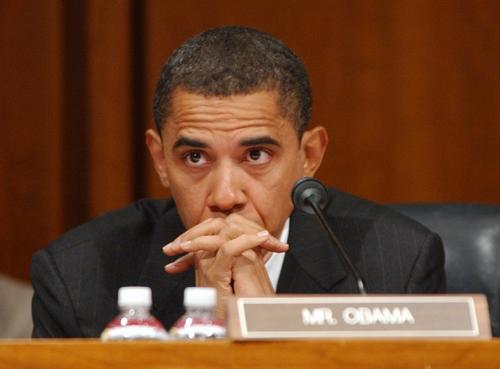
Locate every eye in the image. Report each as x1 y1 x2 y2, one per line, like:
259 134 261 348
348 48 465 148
245 149 272 165
184 151 208 166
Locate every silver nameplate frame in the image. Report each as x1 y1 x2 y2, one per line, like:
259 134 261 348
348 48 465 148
227 294 491 340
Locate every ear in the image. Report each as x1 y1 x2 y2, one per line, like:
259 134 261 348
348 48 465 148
145 129 170 188
300 126 328 177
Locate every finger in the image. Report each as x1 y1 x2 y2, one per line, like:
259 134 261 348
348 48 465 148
162 238 185 256
225 213 263 230
164 253 194 274
182 217 227 239
221 214 263 239
217 231 271 261
163 235 224 256
223 231 288 256
232 249 275 295
261 250 272 263
207 232 267 272
258 236 289 253
223 216 286 251
162 218 227 254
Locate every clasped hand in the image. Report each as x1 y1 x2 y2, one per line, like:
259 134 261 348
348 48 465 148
162 214 288 317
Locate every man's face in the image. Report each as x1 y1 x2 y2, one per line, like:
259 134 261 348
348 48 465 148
147 89 326 237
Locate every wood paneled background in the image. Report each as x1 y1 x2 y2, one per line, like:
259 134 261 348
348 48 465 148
1 0 499 281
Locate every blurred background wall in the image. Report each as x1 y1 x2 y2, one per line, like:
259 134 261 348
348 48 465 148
1 0 499 281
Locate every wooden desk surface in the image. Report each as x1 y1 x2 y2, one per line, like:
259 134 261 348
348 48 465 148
0 339 499 369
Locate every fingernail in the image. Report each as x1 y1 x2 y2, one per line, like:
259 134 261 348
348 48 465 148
168 238 182 248
162 243 171 252
257 230 269 238
180 240 192 250
165 260 177 269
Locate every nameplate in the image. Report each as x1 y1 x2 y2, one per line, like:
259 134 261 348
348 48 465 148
226 294 491 340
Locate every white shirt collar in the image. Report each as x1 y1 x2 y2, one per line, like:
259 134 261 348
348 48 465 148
265 218 289 291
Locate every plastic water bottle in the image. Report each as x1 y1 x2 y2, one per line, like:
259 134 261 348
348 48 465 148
169 287 226 339
101 286 169 341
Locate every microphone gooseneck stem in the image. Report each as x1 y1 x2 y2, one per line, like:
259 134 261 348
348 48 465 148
306 196 367 295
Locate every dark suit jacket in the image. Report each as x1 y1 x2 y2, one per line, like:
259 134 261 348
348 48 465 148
31 189 445 337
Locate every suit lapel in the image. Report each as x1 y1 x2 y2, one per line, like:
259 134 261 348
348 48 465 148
277 209 348 293
138 203 194 327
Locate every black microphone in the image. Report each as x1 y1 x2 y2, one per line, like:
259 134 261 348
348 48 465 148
292 177 367 294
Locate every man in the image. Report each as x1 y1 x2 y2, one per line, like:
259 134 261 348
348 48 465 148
31 26 445 337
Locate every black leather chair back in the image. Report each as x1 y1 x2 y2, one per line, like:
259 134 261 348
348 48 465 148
389 204 500 337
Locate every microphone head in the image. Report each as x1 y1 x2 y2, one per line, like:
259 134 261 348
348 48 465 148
291 177 329 214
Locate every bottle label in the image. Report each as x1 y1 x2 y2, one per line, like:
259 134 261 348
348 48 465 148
101 324 169 341
170 322 226 339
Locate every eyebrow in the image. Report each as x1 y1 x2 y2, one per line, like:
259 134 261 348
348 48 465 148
172 136 208 149
239 136 281 147
172 135 281 150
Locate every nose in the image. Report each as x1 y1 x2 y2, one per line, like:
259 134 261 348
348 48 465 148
207 160 247 214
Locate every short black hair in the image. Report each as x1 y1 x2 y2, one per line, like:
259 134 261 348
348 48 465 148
152 26 312 138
